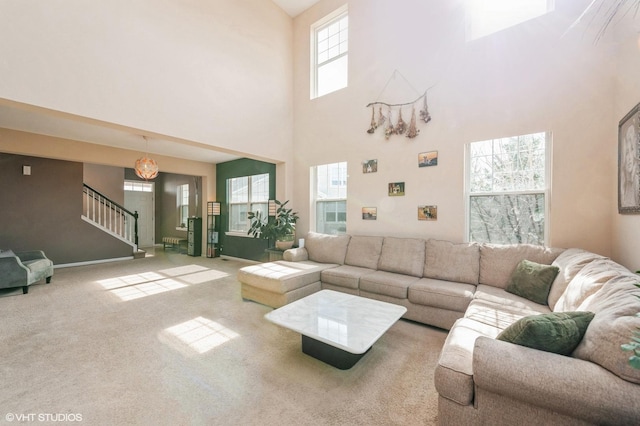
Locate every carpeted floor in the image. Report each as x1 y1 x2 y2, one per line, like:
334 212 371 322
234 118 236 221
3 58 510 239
0 250 447 425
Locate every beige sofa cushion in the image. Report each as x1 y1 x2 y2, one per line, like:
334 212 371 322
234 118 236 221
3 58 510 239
554 258 630 312
465 297 550 330
434 317 502 405
377 237 426 277
479 243 563 289
548 248 607 311
424 239 480 285
304 232 351 265
359 270 420 299
237 261 334 294
409 278 475 312
321 264 375 290
573 274 640 385
344 235 384 270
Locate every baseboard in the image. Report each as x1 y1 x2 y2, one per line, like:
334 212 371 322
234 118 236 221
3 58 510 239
54 256 134 269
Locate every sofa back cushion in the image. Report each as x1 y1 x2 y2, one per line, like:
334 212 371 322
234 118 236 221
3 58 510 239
573 274 640 385
548 248 607 311
554 258 630 312
344 236 384 270
479 243 564 289
377 237 426 277
424 239 480 285
304 232 351 265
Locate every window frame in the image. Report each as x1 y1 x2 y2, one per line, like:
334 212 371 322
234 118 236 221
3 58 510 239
312 161 348 235
465 131 551 246
226 173 270 236
310 5 349 99
177 183 189 230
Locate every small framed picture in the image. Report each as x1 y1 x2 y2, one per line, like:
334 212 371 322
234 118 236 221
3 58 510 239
363 159 378 173
618 102 640 213
418 151 438 167
418 205 437 221
362 207 377 220
388 182 405 196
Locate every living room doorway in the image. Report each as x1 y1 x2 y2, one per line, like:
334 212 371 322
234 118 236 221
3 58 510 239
124 180 155 248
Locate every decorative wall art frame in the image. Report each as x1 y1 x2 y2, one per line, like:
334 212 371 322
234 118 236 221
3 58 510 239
619 101 640 214
362 207 377 220
388 182 405 196
418 205 437 221
363 159 378 173
418 151 438 167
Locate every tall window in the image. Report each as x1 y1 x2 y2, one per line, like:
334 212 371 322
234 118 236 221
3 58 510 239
311 6 348 99
177 183 189 228
227 173 269 233
465 0 554 41
467 132 550 245
314 162 347 234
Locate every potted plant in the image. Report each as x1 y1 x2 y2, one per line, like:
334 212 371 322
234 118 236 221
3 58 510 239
621 280 640 370
247 199 299 250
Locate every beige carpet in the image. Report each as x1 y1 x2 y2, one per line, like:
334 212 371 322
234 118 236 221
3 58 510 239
0 250 447 425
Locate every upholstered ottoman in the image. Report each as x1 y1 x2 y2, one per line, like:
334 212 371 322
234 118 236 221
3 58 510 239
237 261 335 308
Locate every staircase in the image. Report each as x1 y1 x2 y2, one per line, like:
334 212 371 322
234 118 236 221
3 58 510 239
81 183 143 257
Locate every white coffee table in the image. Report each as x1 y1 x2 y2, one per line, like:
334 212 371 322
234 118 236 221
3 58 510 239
265 290 407 369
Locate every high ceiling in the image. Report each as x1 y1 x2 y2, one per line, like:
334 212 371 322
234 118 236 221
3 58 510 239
272 0 320 17
0 0 321 166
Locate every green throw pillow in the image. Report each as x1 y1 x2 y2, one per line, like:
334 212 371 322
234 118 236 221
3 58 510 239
505 259 560 305
497 311 595 355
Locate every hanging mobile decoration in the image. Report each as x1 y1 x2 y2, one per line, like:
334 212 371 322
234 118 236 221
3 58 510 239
377 106 386 128
419 92 432 124
385 107 395 140
367 105 378 134
406 105 419 139
365 70 434 140
395 108 407 135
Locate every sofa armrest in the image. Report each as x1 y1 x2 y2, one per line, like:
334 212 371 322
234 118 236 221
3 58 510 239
473 337 640 424
0 257 29 289
283 247 309 262
15 250 48 262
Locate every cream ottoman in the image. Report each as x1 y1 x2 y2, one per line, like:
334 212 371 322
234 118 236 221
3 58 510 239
238 261 336 308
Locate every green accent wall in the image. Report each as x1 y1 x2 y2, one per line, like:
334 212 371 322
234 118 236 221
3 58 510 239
216 158 276 261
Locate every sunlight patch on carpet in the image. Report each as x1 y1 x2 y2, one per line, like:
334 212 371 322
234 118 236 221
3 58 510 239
97 272 165 289
95 265 229 301
163 316 240 354
158 265 209 276
109 278 187 301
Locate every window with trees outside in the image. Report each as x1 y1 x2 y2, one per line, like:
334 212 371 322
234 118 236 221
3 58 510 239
227 173 269 233
467 132 550 245
311 5 348 99
314 162 347 234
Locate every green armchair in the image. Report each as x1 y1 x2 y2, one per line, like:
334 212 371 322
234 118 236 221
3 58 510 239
0 250 54 294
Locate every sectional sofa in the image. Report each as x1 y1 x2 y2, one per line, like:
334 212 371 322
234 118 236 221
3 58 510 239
237 232 640 425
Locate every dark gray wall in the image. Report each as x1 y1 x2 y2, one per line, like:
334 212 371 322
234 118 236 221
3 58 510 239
84 163 125 204
0 153 132 265
216 158 276 261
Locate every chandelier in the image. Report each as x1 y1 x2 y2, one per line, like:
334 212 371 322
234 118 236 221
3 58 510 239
135 136 159 180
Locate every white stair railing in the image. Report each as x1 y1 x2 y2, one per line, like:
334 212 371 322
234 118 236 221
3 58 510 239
82 184 138 250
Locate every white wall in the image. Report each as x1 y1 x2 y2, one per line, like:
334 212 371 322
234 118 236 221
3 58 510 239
612 34 640 271
0 0 294 164
292 0 617 256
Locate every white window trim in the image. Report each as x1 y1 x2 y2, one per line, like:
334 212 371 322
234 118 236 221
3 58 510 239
464 132 552 245
312 161 348 234
310 4 348 99
226 173 269 235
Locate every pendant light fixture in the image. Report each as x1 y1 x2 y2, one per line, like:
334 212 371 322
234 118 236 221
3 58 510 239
135 136 159 180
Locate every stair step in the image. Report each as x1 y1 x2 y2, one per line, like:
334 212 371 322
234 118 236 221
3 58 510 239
133 250 146 259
